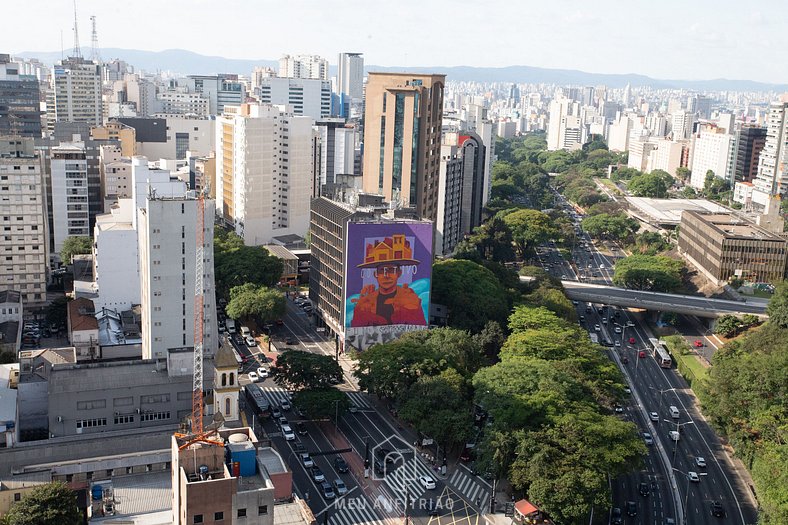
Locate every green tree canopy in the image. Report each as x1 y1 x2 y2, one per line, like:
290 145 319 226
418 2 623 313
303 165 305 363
225 283 285 324
628 171 673 198
59 236 92 264
462 216 516 262
4 482 82 525
272 350 343 391
292 387 349 421
612 255 684 292
581 213 640 241
632 230 669 255
431 259 510 332
214 229 284 297
767 280 788 328
501 208 557 258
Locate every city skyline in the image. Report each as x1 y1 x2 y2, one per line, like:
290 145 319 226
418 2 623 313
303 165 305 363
6 0 788 84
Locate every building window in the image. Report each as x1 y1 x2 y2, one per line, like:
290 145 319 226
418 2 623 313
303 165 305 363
258 505 268 515
114 414 134 425
76 418 107 429
237 509 246 518
13 493 20 502
214 511 224 521
225 398 231 416
140 411 171 422
193 515 203 524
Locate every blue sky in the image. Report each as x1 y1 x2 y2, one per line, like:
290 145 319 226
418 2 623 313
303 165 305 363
7 0 786 83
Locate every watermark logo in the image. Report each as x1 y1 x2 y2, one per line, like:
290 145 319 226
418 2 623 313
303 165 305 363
369 434 420 483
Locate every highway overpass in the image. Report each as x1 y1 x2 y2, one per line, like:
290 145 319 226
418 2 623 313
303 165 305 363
561 280 768 318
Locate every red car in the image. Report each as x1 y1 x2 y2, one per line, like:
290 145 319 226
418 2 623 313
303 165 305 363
638 350 647 358
629 337 636 345
693 340 704 348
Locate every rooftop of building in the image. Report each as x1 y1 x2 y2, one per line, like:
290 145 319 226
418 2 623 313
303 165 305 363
273 500 315 525
0 383 17 426
91 471 172 523
0 321 19 347
263 244 298 261
0 290 21 304
214 343 238 369
685 211 786 242
47 359 189 395
626 196 729 226
68 297 99 332
96 307 142 347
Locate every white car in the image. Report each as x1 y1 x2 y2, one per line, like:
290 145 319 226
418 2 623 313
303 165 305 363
245 335 257 347
281 399 292 411
650 412 659 422
695 457 706 468
643 432 653 445
300 453 314 468
248 371 259 382
418 475 436 490
688 471 700 482
614 326 622 334
257 367 269 378
670 431 680 442
281 425 295 441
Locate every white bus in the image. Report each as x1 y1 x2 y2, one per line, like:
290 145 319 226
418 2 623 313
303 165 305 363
655 343 672 368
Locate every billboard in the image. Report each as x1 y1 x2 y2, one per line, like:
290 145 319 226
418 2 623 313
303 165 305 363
344 221 433 351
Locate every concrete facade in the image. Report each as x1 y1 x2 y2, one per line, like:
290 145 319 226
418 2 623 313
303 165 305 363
256 77 331 120
50 140 90 257
314 119 357 192
0 54 42 137
216 104 314 246
362 73 445 221
50 57 102 130
0 138 48 305
678 210 788 285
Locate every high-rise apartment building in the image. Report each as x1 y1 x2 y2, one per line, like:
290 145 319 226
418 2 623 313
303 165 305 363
0 138 48 306
752 97 788 207
547 98 583 151
0 54 42 137
50 140 90 257
689 124 736 189
671 110 695 140
216 104 314 245
137 186 217 361
734 125 767 183
50 57 102 129
278 55 329 81
362 72 445 220
314 118 358 192
255 77 331 120
437 132 486 255
337 53 364 101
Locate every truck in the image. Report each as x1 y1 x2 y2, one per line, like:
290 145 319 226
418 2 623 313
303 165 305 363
225 319 236 334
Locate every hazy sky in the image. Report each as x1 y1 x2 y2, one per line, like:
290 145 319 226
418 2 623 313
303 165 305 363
7 0 787 83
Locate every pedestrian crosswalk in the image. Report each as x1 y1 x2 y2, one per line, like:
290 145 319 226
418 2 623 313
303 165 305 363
346 391 373 410
324 497 386 525
261 386 291 407
380 454 439 504
448 467 491 504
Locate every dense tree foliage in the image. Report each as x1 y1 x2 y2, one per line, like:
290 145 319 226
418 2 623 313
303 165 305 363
3 482 82 525
700 320 788 524
456 216 516 263
703 170 731 202
630 231 670 255
45 296 70 328
581 213 640 241
501 208 557 258
225 283 285 324
612 254 684 292
627 170 674 198
214 229 284 297
431 259 510 332
272 350 343 390
766 280 788 328
292 388 349 421
59 236 92 264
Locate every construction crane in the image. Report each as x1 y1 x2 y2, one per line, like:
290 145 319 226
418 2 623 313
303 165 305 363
175 188 221 449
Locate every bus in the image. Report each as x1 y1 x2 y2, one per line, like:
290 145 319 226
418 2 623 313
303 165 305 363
244 384 270 418
654 344 672 368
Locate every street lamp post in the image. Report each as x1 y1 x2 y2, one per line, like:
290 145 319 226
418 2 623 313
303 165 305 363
664 419 696 464
649 387 677 411
674 468 707 525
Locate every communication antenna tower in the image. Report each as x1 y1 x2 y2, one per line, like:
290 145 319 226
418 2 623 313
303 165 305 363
72 0 82 58
90 15 101 62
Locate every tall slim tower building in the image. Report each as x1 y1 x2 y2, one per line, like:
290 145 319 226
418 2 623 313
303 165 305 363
337 53 364 101
752 97 788 206
50 57 102 129
0 54 42 137
362 72 445 220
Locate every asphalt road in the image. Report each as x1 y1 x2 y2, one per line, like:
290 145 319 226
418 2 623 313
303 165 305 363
544 196 758 525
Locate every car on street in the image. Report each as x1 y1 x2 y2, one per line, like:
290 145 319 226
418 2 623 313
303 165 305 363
693 339 704 348
311 466 325 483
629 337 636 344
639 350 647 358
626 501 637 516
710 501 725 517
695 457 706 468
611 507 623 524
285 337 297 345
295 422 308 436
294 441 306 453
333 478 348 496
614 405 624 413
376 448 396 464
300 453 314 468
419 475 436 490
614 326 622 334
248 372 259 382
624 387 631 394
271 406 281 418
280 399 291 411
594 324 601 332
245 336 257 347
688 471 700 482
638 482 649 496
277 417 288 428
664 519 676 525
614 340 621 347
334 456 349 473
321 481 335 499
650 412 659 422
281 425 295 441
643 433 653 445
670 431 680 441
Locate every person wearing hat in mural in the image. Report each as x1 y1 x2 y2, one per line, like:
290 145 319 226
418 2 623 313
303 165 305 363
350 234 427 327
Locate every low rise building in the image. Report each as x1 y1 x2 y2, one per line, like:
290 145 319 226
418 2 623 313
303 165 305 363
678 210 788 285
66 297 99 361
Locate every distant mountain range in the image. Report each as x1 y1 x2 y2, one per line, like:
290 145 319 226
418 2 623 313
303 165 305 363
15 48 788 92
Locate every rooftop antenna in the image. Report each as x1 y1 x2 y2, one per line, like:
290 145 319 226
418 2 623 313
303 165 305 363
90 15 101 63
60 30 64 61
72 0 82 58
